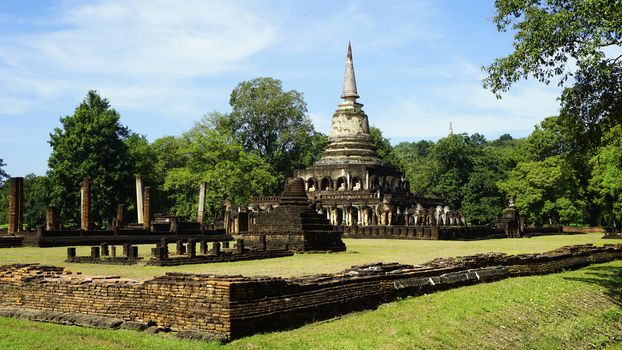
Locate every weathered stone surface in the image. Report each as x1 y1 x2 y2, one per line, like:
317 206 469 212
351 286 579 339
246 178 346 252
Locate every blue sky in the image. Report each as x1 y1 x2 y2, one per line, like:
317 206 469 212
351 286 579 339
0 0 563 176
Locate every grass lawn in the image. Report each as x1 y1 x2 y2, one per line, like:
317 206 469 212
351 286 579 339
0 232 610 280
0 259 620 349
0 232 620 349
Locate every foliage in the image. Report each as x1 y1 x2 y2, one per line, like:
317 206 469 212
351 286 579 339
370 126 399 169
588 125 622 227
0 158 8 187
484 0 622 190
525 116 567 161
393 140 437 197
461 147 507 225
163 121 278 222
23 174 52 229
47 91 132 227
428 134 476 209
0 183 7 225
498 156 586 225
484 0 622 95
207 77 318 180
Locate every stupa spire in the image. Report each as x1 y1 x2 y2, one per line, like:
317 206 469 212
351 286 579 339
341 41 359 102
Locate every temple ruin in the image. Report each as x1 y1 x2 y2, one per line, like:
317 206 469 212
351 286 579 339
246 43 464 231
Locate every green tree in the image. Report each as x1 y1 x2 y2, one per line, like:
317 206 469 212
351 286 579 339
207 77 318 181
484 0 622 95
484 0 622 153
47 91 132 227
393 140 437 197
588 125 622 227
164 122 278 222
0 159 8 186
429 134 476 208
462 147 507 225
498 156 586 226
525 116 567 161
23 174 52 229
370 126 399 169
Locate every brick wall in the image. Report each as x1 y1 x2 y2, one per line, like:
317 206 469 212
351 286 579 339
0 265 233 336
340 225 563 240
0 243 620 341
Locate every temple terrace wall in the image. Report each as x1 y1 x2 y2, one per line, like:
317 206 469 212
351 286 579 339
0 244 620 341
338 224 563 240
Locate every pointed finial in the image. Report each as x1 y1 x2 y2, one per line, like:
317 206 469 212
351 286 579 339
341 42 359 101
347 41 352 60
449 122 454 136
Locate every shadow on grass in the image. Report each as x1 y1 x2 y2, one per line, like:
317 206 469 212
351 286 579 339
564 265 622 305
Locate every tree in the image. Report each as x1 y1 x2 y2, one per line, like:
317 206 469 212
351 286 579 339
484 0 622 152
164 122 278 222
370 126 399 169
393 140 437 197
525 116 567 161
588 125 622 227
428 134 476 208
484 0 622 95
47 91 132 227
497 156 586 226
23 174 52 229
0 159 8 187
207 77 318 180
461 147 507 225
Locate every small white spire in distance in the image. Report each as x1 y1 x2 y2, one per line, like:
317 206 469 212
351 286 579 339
449 122 454 136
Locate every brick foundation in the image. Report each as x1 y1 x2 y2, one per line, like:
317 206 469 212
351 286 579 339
0 244 620 341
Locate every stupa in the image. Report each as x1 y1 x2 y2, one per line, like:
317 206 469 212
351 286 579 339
292 43 441 226
243 177 346 252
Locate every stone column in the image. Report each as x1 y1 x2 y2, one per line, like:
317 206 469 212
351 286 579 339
235 239 245 254
115 204 125 228
143 186 151 230
212 241 221 256
135 176 143 224
7 177 24 234
18 177 24 231
197 182 206 225
66 247 76 260
90 246 100 259
187 239 196 258
45 207 58 231
80 177 92 231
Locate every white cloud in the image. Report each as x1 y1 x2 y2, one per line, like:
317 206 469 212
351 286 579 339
0 0 278 117
373 73 562 141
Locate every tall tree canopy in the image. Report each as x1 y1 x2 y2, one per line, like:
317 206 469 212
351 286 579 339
484 0 622 151
588 125 622 227
164 119 278 222
47 91 132 227
484 0 622 95
207 77 321 183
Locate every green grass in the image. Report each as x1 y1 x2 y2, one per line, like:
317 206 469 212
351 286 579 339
0 259 620 349
0 232 609 280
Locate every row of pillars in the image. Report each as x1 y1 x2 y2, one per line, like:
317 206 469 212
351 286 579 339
67 243 139 260
7 175 206 233
151 239 242 260
135 176 206 226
